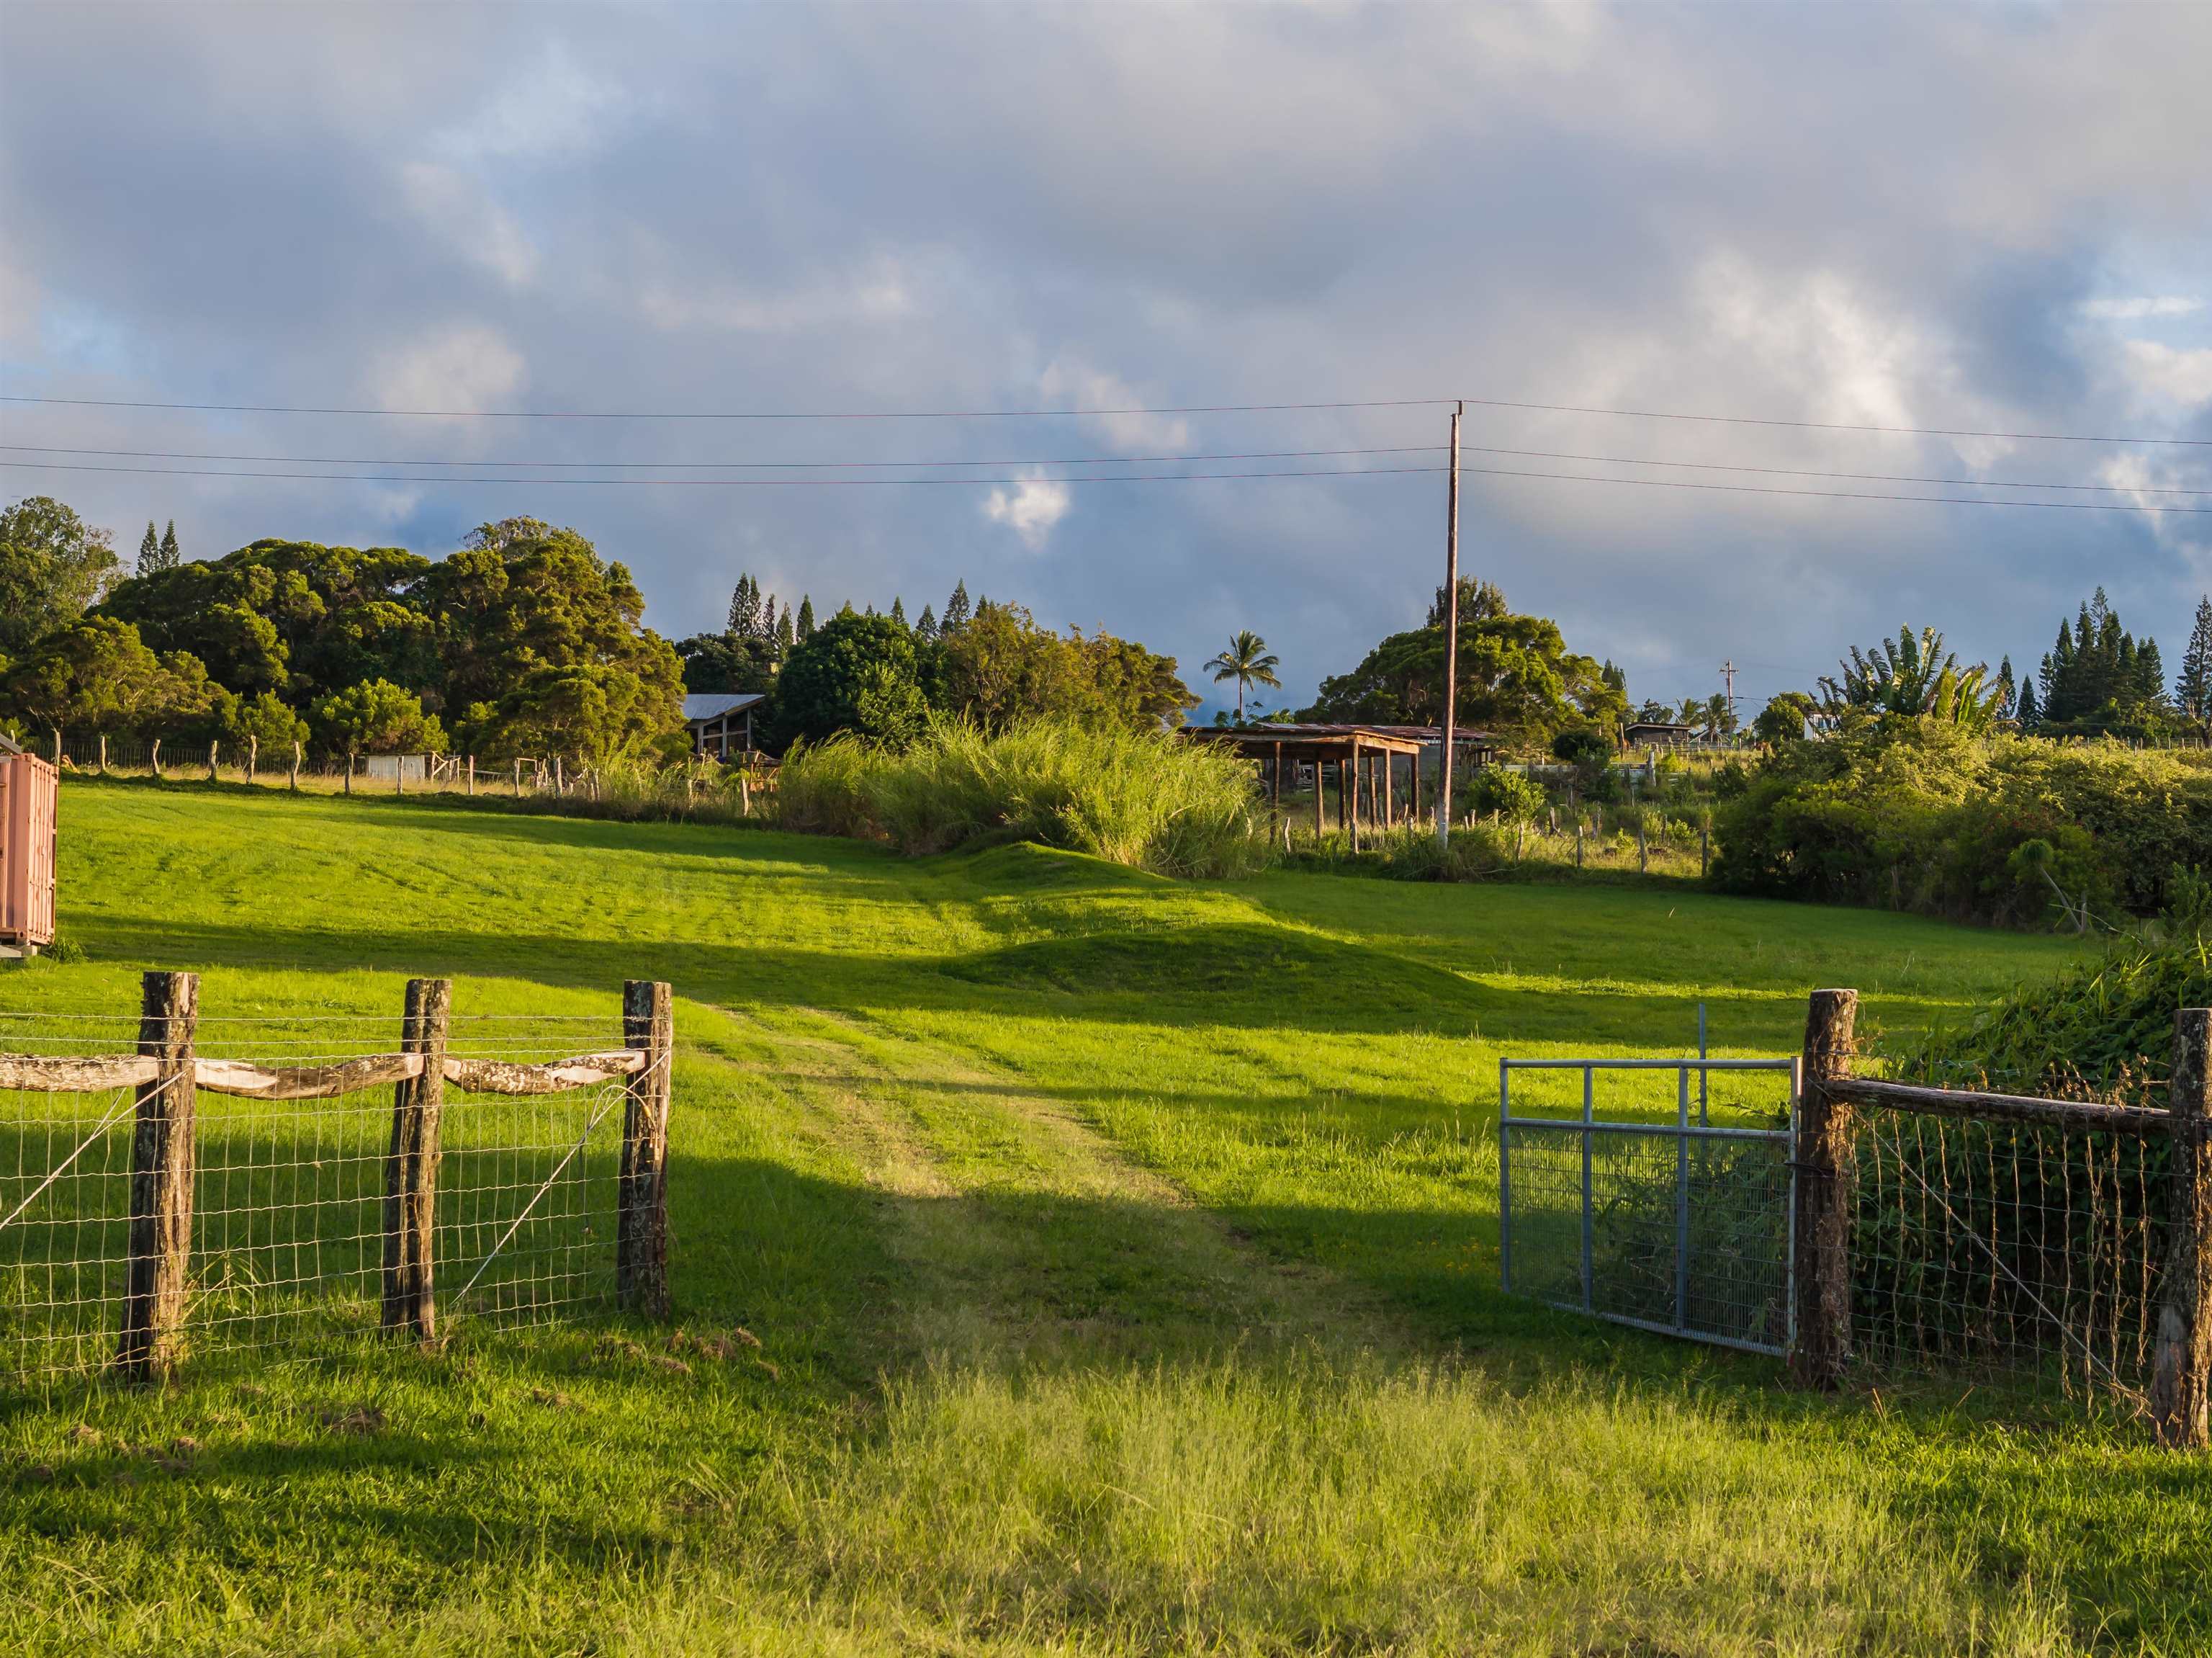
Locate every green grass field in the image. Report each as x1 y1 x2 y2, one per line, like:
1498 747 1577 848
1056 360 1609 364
1 778 2203 1654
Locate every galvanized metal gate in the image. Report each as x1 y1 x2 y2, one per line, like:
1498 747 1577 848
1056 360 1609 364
1498 1056 1799 1355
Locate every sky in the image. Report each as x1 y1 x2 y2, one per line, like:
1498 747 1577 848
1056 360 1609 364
4 2 2209 720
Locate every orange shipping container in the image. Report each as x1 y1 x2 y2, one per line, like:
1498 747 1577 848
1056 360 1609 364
0 746 58 949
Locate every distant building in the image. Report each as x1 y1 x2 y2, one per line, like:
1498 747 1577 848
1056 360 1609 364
684 693 766 758
1623 720 1699 748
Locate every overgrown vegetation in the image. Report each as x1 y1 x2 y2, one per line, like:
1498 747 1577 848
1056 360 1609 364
777 717 1267 877
1712 718 2212 928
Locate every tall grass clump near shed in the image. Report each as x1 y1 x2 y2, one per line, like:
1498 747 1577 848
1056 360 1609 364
777 717 1268 878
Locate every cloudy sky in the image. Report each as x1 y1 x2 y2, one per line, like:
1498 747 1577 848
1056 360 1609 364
4 2 2208 717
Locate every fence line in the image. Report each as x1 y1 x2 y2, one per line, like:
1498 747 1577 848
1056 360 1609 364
0 971 674 1389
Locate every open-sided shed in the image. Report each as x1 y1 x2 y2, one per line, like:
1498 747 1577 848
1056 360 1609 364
1184 723 1457 849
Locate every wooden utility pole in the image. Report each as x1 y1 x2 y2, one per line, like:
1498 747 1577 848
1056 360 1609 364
1437 400 1462 848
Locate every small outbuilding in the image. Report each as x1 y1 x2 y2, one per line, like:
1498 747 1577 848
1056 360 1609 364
1183 722 1497 849
1623 720 1699 748
0 734 58 956
684 694 767 760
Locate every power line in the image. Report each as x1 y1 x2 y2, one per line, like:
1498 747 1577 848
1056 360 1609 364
6 453 2206 511
0 393 1447 420
9 439 2203 496
4 385 2206 444
0 442 1438 470
1456 395 2212 447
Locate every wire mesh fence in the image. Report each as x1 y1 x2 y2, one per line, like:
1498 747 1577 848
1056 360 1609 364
1847 1106 2168 1415
0 979 672 1392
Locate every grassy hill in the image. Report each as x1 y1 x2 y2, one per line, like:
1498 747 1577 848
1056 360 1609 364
2 779 2199 1654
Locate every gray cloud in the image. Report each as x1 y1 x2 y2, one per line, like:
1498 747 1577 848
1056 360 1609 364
3 1 2208 717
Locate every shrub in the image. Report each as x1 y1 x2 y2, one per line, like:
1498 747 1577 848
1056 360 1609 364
1550 726 1612 766
775 717 1267 879
1467 766 1546 823
1710 720 2212 927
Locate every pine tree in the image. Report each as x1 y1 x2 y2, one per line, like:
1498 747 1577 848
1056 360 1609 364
943 580 971 631
138 521 160 575
2015 678 2038 727
761 596 778 643
2178 596 2212 726
796 596 816 639
2136 637 2167 706
914 604 938 642
1995 656 2016 720
776 606 796 653
729 575 764 639
159 520 180 568
890 596 906 626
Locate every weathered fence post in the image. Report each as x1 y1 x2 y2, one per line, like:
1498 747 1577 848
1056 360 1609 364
117 970 197 1383
513 757 523 797
344 752 354 794
206 739 218 781
381 977 451 1340
98 734 108 776
619 980 673 1319
1637 816 1647 874
1790 987 1858 1389
466 755 476 797
150 738 163 779
246 734 258 782
1575 817 1584 869
289 740 301 791
1700 823 1710 878
2154 1008 2212 1448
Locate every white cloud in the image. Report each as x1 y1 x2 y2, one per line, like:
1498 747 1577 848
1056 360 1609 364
2083 296 2203 321
439 40 628 164
1038 362 1191 452
2121 340 2212 406
634 261 915 334
400 162 538 287
368 324 527 413
982 475 1071 550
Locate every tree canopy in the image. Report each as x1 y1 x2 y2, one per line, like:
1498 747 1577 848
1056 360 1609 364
0 496 125 657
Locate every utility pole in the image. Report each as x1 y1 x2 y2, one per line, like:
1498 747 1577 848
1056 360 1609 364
1721 659 1738 737
1437 400 1462 848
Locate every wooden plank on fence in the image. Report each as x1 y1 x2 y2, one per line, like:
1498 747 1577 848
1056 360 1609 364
619 980 673 1320
380 978 450 1341
1789 987 1857 1391
195 1053 423 1099
2154 1008 2212 1450
117 970 197 1384
0 1054 161 1092
441 1052 644 1094
1827 1076 2175 1137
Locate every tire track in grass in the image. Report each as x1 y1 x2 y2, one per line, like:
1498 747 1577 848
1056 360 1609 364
703 1001 1410 1368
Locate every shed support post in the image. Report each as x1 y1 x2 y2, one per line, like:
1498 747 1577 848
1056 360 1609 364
1348 743 1361 853
382 977 451 1340
1312 758 1323 843
118 970 197 1383
620 980 674 1319
2154 1008 2212 1448
1790 988 1858 1389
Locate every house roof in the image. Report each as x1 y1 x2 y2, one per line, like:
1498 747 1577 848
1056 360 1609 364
683 693 766 722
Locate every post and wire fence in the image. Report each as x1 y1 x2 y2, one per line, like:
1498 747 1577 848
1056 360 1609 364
0 972 673 1389
1498 990 2212 1447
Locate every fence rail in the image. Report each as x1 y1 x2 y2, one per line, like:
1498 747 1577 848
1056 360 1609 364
0 971 673 1389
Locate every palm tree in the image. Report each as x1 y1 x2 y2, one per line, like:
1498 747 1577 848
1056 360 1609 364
1205 630 1282 723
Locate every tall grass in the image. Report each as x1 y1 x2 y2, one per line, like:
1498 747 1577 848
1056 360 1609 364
777 718 1269 878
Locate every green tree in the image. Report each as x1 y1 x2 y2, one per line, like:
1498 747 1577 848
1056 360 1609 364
1820 626 2005 732
2178 595 2212 731
771 611 929 750
159 520 180 569
0 496 123 655
138 521 161 575
931 604 1193 732
775 604 796 654
1204 630 1281 722
890 596 907 627
312 678 445 759
2036 589 2166 728
2016 677 2039 727
459 662 676 765
674 632 777 694
1 616 210 738
728 575 763 638
795 596 816 639
1753 691 1816 748
225 691 310 755
942 580 972 632
1310 581 1622 747
914 604 938 643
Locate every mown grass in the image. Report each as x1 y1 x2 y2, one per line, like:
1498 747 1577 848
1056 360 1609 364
0 776 2203 1653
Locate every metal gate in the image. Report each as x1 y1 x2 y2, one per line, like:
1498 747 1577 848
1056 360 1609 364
1499 1056 1799 1355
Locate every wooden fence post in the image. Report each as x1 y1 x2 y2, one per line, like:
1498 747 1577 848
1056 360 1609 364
150 738 163 779
247 734 258 782
99 734 108 776
619 980 673 1319
2154 1008 2212 1448
344 752 354 794
289 741 301 791
1790 987 1858 1389
381 977 451 1340
117 970 197 1383
206 739 218 781
466 755 476 797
